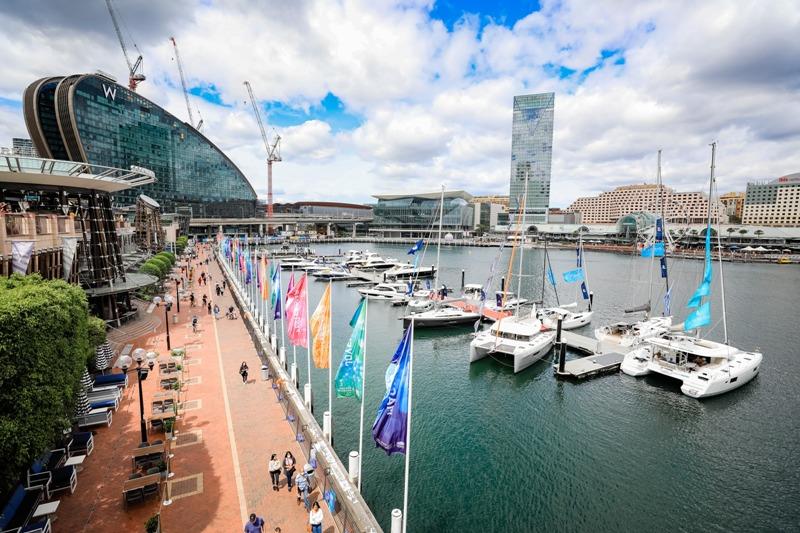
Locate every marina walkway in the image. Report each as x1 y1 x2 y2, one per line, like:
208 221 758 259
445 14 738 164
53 246 332 532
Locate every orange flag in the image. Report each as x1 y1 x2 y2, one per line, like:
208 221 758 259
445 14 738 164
310 284 331 368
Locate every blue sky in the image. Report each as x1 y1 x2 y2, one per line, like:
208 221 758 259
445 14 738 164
430 0 541 30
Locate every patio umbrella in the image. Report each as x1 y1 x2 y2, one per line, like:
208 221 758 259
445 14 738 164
741 246 756 252
93 342 112 371
754 246 769 252
80 367 93 391
74 387 90 417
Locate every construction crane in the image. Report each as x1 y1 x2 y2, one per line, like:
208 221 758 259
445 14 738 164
170 36 202 130
105 0 145 91
243 81 281 224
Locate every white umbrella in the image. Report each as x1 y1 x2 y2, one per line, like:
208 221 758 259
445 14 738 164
741 246 756 252
754 246 769 252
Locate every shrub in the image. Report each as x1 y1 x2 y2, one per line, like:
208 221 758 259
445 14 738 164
87 316 107 348
140 262 163 279
150 256 171 274
0 274 91 496
175 236 189 255
156 252 175 265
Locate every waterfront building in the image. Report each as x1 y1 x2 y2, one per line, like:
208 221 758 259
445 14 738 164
510 93 554 225
272 201 373 218
567 183 724 224
547 208 581 224
719 192 745 222
23 73 257 217
472 195 509 208
371 190 474 238
472 201 505 231
742 173 800 227
11 137 39 157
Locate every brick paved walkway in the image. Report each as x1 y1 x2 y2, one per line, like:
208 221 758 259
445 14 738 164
53 244 332 532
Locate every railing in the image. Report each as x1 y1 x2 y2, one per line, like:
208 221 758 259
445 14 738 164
217 253 383 533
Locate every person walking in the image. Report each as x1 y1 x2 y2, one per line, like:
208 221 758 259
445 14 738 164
283 451 296 491
213 304 220 320
207 301 212 315
192 315 199 333
268 454 282 491
295 470 310 510
190 293 195 307
244 513 265 533
202 294 208 306
215 283 221 296
239 361 249 383
309 502 323 533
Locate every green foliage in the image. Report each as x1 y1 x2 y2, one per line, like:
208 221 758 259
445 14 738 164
141 260 166 279
156 252 175 266
0 275 91 497
150 256 171 274
175 236 189 255
145 514 160 533
87 316 107 349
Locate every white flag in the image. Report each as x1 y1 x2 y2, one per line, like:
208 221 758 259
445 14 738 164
62 237 79 279
12 241 35 275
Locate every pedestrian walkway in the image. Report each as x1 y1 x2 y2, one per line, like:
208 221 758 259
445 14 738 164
52 245 332 532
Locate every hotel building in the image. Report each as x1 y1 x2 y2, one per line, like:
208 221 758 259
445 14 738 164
742 173 800 227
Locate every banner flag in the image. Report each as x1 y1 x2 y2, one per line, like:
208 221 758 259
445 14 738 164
684 301 711 330
335 298 366 400
286 273 308 347
641 242 665 257
562 268 585 283
61 237 79 279
12 241 34 275
407 239 424 255
310 284 331 368
372 326 412 455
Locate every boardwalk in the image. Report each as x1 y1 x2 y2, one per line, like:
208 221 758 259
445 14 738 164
53 246 332 532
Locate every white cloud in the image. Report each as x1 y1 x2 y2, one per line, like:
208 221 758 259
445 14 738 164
0 0 798 207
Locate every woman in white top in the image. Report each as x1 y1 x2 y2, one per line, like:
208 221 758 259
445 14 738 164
309 501 323 533
268 453 281 491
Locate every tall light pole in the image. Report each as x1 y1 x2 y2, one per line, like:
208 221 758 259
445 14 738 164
154 295 175 350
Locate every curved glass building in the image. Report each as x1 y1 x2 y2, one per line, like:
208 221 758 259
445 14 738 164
23 73 257 217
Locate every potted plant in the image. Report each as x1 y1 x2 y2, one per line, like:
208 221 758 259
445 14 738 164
172 380 181 391
157 460 168 480
145 514 160 533
164 419 174 440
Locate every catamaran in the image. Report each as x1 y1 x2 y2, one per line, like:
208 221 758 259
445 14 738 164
620 143 762 398
595 150 674 346
538 237 594 330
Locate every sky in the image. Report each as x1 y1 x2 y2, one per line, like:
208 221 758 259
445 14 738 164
0 0 798 207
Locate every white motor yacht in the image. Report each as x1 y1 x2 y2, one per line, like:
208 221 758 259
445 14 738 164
406 290 435 313
402 305 480 328
312 268 353 281
360 256 399 271
594 316 672 347
383 263 437 280
358 282 409 300
469 315 556 373
484 291 529 312
539 304 593 330
280 257 317 270
620 335 762 398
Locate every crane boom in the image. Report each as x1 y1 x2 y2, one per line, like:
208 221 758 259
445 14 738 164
105 0 145 91
243 81 281 224
170 37 195 126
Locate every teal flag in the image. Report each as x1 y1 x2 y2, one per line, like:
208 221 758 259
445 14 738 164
685 301 711 330
335 299 366 400
684 227 713 330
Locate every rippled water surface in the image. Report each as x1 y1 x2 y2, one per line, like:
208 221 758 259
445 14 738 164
273 243 800 532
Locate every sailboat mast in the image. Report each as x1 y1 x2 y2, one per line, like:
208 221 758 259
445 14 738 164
540 237 547 305
709 142 729 344
516 173 529 315
645 151 659 318
433 185 444 293
658 149 670 314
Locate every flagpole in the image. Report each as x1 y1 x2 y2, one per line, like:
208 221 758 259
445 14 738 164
279 266 286 350
291 267 297 368
402 318 414 533
357 296 368 491
328 279 333 427
305 274 312 391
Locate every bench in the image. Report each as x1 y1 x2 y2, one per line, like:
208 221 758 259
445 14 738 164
89 397 120 411
68 432 94 457
131 442 166 471
93 373 128 388
0 485 47 533
76 408 112 429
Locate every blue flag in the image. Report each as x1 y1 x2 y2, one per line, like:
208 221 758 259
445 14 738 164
407 239 424 255
372 326 412 455
580 282 589 300
684 301 711 330
245 251 252 284
547 265 557 288
562 268 585 283
660 257 668 279
641 242 665 257
655 218 663 241
664 287 672 316
272 266 282 321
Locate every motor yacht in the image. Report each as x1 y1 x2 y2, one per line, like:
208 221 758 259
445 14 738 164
358 282 409 300
383 263 437 280
280 257 317 270
620 335 762 398
469 315 556 373
401 305 480 328
312 267 353 281
360 256 399 271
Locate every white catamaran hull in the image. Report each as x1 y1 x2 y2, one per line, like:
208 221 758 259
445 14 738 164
469 331 556 373
541 310 593 330
403 308 480 328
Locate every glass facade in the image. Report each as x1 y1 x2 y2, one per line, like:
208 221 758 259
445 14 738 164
25 74 257 217
372 193 474 233
510 93 554 225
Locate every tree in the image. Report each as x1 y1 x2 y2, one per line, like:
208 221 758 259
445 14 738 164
149 256 171 275
157 251 176 265
739 228 748 242
754 229 764 238
139 262 163 279
0 275 92 497
175 236 189 254
727 227 736 242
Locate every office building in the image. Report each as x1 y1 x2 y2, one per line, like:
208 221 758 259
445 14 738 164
509 92 555 226
719 192 745 222
371 191 474 238
567 183 724 224
23 73 257 217
742 173 800 227
11 138 38 157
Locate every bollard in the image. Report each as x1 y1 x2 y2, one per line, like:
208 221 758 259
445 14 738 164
391 509 403 533
323 411 332 444
173 313 178 324
279 346 287 369
500 277 505 293
348 451 360 485
270 333 277 350
589 291 594 311
290 363 298 387
556 317 566 374
461 269 465 288
304 383 312 411
261 364 269 381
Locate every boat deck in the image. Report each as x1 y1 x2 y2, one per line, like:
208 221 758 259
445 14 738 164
560 331 631 355
447 300 512 322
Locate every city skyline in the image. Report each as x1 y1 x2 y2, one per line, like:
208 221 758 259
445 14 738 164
0 1 798 207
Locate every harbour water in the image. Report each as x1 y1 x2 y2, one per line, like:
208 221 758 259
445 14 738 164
273 243 799 532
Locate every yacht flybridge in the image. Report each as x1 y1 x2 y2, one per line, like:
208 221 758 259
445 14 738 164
469 314 556 373
621 143 763 398
620 335 762 398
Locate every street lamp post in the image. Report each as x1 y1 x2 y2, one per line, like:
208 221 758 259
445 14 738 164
174 275 181 313
154 295 175 351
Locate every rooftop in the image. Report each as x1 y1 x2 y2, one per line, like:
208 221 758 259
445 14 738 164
373 190 473 201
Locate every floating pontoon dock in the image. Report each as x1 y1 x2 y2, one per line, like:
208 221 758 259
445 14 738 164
553 330 632 380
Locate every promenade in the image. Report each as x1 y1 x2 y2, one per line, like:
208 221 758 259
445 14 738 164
53 245 332 532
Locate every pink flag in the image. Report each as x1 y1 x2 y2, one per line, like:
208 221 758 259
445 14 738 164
286 273 308 347
285 272 296 321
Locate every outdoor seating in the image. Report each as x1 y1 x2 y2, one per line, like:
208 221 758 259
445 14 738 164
75 408 112 429
27 459 77 497
89 396 119 411
0 484 47 533
93 373 128 388
87 388 119 402
122 473 160 509
68 432 94 457
131 442 166 471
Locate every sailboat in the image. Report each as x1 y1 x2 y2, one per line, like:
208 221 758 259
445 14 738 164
401 187 480 328
594 150 673 346
469 174 556 372
538 236 594 330
620 143 762 398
